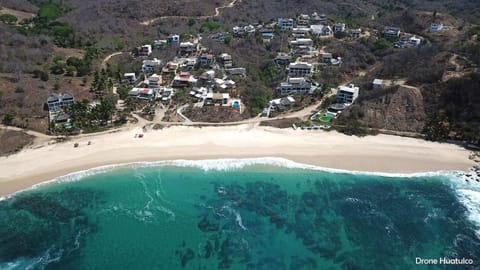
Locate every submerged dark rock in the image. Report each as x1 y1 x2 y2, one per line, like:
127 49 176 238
197 217 219 232
289 256 318 270
204 241 213 259
0 188 102 263
180 248 195 267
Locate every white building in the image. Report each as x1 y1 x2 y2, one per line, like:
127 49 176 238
233 26 243 36
142 58 162 72
333 23 346 33
289 38 313 48
310 25 333 37
288 62 313 76
244 25 256 34
428 23 443 33
269 96 296 111
383 27 401 39
279 77 313 94
372 79 384 89
277 18 294 30
124 73 137 83
129 88 156 101
148 74 162 89
292 27 311 37
179 42 198 54
205 92 231 106
350 28 362 38
336 84 359 104
297 14 310 26
408 36 421 46
154 39 167 49
219 53 233 68
168 34 180 44
172 71 197 87
138 44 152 56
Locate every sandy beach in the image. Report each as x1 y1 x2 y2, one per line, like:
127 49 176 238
0 124 475 196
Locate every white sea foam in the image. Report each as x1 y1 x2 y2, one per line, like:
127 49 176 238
455 188 480 238
153 158 459 178
445 166 480 238
1 157 476 234
0 246 65 270
234 210 247 231
0 157 469 202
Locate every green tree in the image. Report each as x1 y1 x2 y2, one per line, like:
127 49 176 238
98 94 117 124
112 37 125 51
66 56 82 67
2 108 17 125
187 18 196 27
90 70 113 100
0 14 17 25
199 21 220 32
224 33 233 45
50 62 65 74
372 38 390 53
117 85 130 100
38 3 62 21
53 80 61 90
65 65 76 76
52 24 74 47
423 113 449 141
33 69 50 81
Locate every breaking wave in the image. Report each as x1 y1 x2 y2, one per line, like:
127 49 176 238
1 157 478 238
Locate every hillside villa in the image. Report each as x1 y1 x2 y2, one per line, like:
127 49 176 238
199 53 214 66
124 73 137 84
350 28 362 39
288 62 313 76
310 24 333 37
162 62 180 75
277 18 294 30
46 92 75 127
279 77 314 94
383 27 401 39
46 92 74 112
148 74 162 89
179 42 199 55
274 53 292 65
269 96 296 112
428 23 444 33
172 71 197 87
333 23 346 33
167 34 180 44
225 68 247 78
138 44 152 56
205 92 231 106
219 53 233 68
142 58 162 73
336 84 359 104
372 79 385 89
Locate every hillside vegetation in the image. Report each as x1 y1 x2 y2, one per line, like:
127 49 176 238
0 0 479 143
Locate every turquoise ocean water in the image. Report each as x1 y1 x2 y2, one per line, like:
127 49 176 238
0 158 479 270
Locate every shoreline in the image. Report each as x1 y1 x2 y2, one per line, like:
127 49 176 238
0 125 475 197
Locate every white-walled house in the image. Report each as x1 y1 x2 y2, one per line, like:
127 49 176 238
277 18 294 30
279 77 313 94
148 74 162 89
336 84 359 104
288 62 313 76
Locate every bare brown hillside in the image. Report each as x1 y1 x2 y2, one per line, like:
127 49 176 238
340 85 426 133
